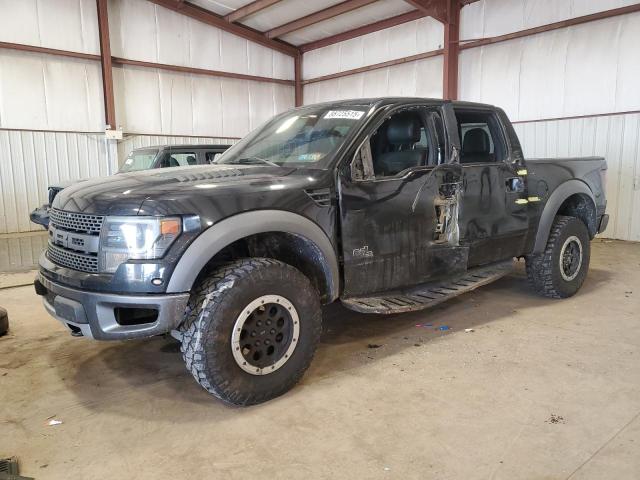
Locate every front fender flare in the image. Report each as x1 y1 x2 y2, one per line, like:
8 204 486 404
166 210 340 301
532 179 596 254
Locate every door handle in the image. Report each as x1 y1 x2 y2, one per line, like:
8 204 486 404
505 177 525 193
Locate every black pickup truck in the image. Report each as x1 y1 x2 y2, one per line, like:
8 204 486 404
35 98 608 405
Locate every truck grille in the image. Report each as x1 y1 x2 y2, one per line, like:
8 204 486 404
47 243 99 273
47 208 103 272
49 209 104 235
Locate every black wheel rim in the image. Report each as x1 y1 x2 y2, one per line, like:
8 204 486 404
560 235 582 281
240 303 293 368
231 295 299 375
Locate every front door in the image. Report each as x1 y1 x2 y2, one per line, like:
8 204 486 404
454 108 529 266
339 106 466 297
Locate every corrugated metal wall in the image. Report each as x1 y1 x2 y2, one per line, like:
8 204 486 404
0 0 101 54
302 17 444 101
108 0 294 79
0 130 117 234
460 0 640 39
302 17 443 79
112 66 294 137
0 232 48 272
304 55 443 104
458 11 640 122
109 0 295 137
514 114 640 242
0 49 105 132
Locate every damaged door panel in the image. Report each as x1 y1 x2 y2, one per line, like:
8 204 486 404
454 108 530 266
339 105 467 297
433 179 461 245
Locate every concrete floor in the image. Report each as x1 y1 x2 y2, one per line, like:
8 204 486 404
1 239 639 479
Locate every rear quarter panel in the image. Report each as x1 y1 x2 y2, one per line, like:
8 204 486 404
525 157 606 252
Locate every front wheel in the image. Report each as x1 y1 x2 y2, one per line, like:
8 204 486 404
180 258 322 406
526 215 591 298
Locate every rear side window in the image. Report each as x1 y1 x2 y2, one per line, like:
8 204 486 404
159 152 197 168
455 110 506 164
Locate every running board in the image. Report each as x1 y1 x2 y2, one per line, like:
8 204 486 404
341 260 514 314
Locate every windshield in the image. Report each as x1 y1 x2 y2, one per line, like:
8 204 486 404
215 106 369 168
119 149 159 173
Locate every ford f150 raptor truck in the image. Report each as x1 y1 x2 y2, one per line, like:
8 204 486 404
34 98 609 406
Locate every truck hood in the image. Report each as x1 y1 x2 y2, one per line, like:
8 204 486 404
52 164 318 217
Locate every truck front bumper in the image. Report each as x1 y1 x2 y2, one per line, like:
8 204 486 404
35 273 189 340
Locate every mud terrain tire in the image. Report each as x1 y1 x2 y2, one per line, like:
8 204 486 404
180 258 322 406
526 215 590 298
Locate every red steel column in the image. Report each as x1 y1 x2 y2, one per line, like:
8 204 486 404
97 0 116 129
294 52 303 106
443 0 460 100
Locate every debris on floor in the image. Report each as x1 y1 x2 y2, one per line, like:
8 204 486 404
546 414 565 424
47 418 63 426
415 323 433 328
465 328 474 333
367 343 382 349
438 325 450 331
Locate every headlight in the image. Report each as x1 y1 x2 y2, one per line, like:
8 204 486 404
99 216 181 273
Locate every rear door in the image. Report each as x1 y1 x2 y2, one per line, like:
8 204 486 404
454 107 529 266
338 105 465 297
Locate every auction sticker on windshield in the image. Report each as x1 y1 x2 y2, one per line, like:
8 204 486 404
324 110 365 120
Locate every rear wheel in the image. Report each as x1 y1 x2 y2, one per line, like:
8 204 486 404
526 215 590 298
180 258 322 406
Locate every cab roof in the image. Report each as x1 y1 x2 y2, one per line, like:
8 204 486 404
133 144 232 151
291 97 497 111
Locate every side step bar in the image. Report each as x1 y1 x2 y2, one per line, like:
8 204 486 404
341 260 514 314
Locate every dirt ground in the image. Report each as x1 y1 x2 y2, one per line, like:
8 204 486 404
1 239 639 479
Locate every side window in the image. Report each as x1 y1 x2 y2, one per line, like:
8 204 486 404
205 151 222 164
455 110 506 164
369 109 431 178
159 152 197 168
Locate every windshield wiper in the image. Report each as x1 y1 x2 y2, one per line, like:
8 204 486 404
228 157 280 167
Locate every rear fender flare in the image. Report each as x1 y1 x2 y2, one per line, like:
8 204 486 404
166 210 340 301
533 179 596 254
